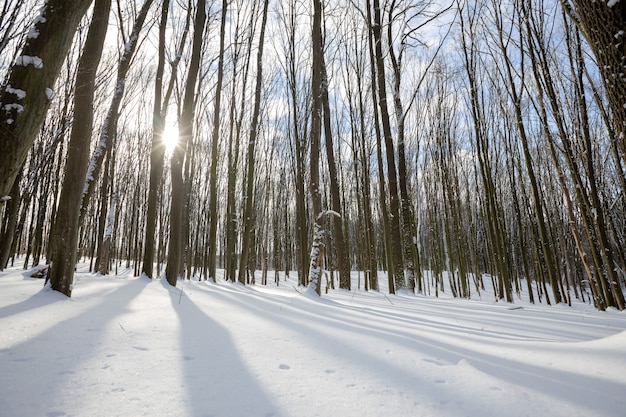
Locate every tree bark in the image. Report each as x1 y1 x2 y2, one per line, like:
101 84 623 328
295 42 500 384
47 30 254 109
562 0 626 163
238 0 270 285
165 0 206 287
79 0 155 226
307 0 326 294
206 0 228 282
0 0 93 200
47 0 111 297
371 0 405 292
320 50 351 290
0 168 22 270
142 0 171 278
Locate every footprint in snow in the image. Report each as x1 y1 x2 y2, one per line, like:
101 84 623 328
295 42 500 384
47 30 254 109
279 364 290 370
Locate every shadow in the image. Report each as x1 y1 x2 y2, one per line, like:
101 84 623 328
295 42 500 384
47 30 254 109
309 295 626 415
195 282 626 416
0 282 67 319
0 277 149 417
162 280 281 417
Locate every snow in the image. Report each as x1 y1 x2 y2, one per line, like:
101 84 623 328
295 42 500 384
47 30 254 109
6 85 26 100
607 0 619 7
27 27 40 39
1 262 625 417
45 87 55 101
4 103 24 113
103 197 116 238
325 209 341 218
15 55 43 69
27 8 48 40
34 15 47 25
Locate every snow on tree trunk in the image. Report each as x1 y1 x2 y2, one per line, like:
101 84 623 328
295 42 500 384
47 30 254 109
98 194 116 275
306 210 341 296
79 0 155 223
306 219 325 296
0 0 92 200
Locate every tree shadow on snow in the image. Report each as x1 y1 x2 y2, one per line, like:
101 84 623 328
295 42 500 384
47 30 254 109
0 277 150 417
162 280 281 417
201 284 626 417
0 282 67 319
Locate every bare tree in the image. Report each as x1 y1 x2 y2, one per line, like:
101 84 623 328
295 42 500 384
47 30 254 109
561 0 626 164
79 0 155 227
0 0 93 200
142 0 171 278
47 0 112 296
307 0 327 294
206 0 228 282
318 4 350 290
275 0 310 286
224 0 257 283
370 0 405 292
238 0 270 285
165 0 206 287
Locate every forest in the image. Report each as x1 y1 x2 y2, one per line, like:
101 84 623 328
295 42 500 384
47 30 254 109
0 0 625 311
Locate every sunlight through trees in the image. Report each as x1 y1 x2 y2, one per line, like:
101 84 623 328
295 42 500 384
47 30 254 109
0 0 624 310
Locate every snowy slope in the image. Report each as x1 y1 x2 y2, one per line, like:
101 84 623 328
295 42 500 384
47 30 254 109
1 262 625 417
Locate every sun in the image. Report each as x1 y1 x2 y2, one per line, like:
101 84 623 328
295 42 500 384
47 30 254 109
162 119 179 156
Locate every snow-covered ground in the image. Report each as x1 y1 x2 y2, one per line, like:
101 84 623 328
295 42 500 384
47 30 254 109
1 262 625 417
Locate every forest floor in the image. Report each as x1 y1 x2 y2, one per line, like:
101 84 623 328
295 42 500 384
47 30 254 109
1 261 625 417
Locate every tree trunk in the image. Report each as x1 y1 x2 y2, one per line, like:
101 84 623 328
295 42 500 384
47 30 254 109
371 0 405 292
238 0 270 285
495 2 561 304
0 0 93 200
79 0 155 226
142 0 171 278
98 193 116 275
562 0 626 163
459 3 513 302
47 0 111 297
165 0 206 287
320 52 350 290
206 0 228 282
307 0 326 295
0 168 22 270
386 9 420 293
365 0 389 292
527 0 624 310
224 7 255 283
